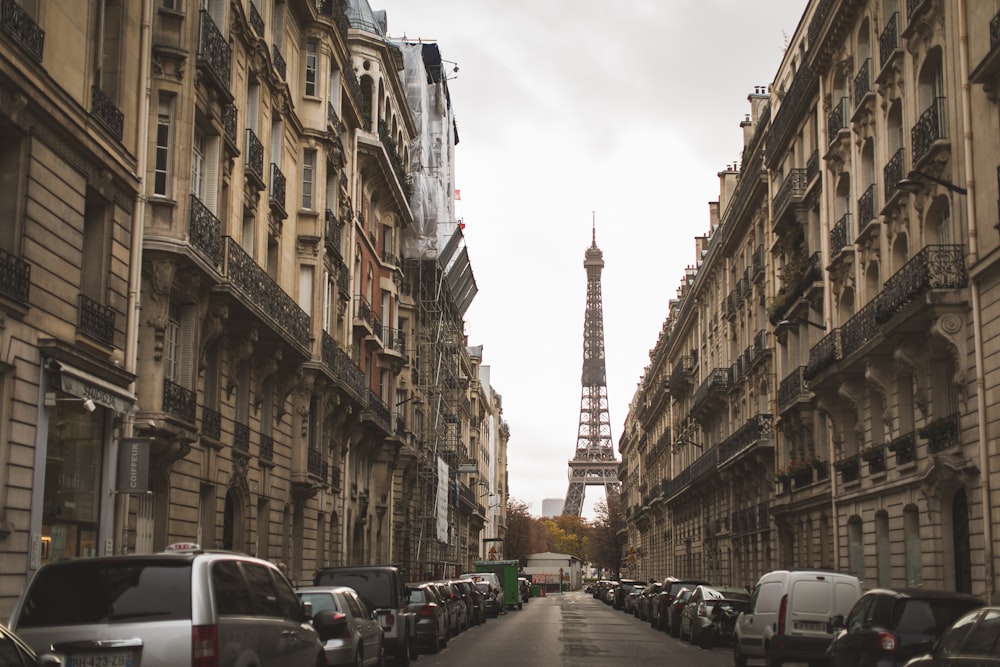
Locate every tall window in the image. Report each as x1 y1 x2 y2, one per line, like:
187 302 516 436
192 126 220 212
82 193 109 303
192 127 206 199
304 40 318 97
302 149 316 209
153 95 174 196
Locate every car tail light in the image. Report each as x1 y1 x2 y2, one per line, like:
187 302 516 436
332 612 353 640
777 594 788 636
383 611 395 627
697 602 707 617
192 625 219 667
877 631 897 653
419 604 436 618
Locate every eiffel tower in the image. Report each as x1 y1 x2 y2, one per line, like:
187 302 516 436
563 221 620 516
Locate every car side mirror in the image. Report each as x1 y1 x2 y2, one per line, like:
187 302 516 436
830 614 845 631
314 610 349 642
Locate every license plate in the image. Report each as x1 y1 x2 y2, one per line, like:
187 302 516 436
69 652 133 667
795 620 827 632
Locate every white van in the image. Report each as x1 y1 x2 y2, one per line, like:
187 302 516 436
459 571 504 605
734 569 861 667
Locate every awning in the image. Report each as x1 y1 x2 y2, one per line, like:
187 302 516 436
50 360 138 414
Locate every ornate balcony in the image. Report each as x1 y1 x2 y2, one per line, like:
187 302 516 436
766 64 817 168
888 432 916 466
830 212 852 254
841 297 879 356
921 412 960 454
834 456 860 484
718 414 773 465
912 97 947 166
91 86 123 142
202 406 222 441
875 245 967 325
879 12 900 72
805 328 841 380
854 58 872 109
772 168 807 226
827 96 849 146
269 162 286 215
365 390 391 432
189 194 223 266
222 104 237 150
197 9 232 91
245 129 264 188
78 294 115 346
327 101 343 135
381 327 406 354
321 332 367 403
307 446 325 480
377 121 411 196
752 244 766 280
163 378 196 423
353 295 373 331
233 421 250 453
382 250 399 267
1 0 44 62
272 43 286 80
691 368 731 414
806 149 820 185
325 209 343 259
248 2 264 37
0 247 30 305
222 237 312 349
861 444 886 475
777 366 809 414
668 355 696 394
883 148 905 205
858 184 875 229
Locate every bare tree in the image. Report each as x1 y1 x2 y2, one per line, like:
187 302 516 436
589 490 625 577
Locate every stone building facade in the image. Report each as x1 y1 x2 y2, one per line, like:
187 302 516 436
0 0 508 616
621 0 1000 603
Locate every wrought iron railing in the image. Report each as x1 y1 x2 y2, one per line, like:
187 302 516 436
772 168 807 223
912 97 946 165
879 12 900 69
197 10 231 90
861 444 886 474
321 333 367 402
669 355 696 391
991 9 1000 51
233 421 250 452
354 295 372 326
380 327 406 354
245 129 263 183
830 212 852 253
222 237 312 348
248 1 264 36
307 446 324 479
841 295 879 354
691 368 731 411
163 378 196 423
0 247 30 305
875 245 967 325
887 431 916 465
382 250 399 266
260 433 273 461
222 104 237 147
269 162 286 211
835 456 860 483
806 149 820 184
767 65 817 166
854 58 871 107
202 406 221 441
777 366 808 413
189 194 223 265
858 184 875 227
272 43 286 79
327 101 343 134
91 86 123 141
377 120 410 195
827 96 849 145
334 257 349 296
78 294 115 346
805 328 841 380
329 465 341 490
1 0 44 62
920 412 960 453
752 244 766 277
718 414 773 464
884 147 905 203
366 390 391 429
325 209 343 258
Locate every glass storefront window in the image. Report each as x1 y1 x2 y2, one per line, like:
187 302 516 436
42 398 104 563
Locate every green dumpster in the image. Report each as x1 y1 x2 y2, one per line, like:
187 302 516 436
530 584 541 597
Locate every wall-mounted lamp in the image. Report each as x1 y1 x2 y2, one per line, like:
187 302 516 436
82 398 96 412
675 438 703 450
895 170 967 196
395 395 423 407
778 318 825 331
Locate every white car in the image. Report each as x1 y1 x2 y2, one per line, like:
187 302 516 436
298 586 385 667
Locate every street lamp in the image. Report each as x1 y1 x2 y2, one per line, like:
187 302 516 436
895 170 968 196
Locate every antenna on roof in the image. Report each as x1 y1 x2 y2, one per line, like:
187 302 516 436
592 211 596 245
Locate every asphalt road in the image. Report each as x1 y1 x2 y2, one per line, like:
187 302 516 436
411 590 743 667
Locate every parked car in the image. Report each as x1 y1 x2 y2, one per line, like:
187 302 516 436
314 565 416 664
625 585 646 615
826 588 984 667
681 585 750 648
643 582 663 626
452 579 485 625
12 543 331 667
442 580 472 631
475 581 502 618
405 582 449 654
430 581 464 636
0 622 59 667
656 578 711 633
461 572 504 610
297 585 385 666
902 605 1000 666
614 579 646 610
734 569 862 667
604 581 619 605
667 587 695 638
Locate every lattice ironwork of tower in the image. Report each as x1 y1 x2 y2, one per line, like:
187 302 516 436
563 225 620 516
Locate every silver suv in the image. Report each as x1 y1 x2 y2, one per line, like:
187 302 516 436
11 544 334 667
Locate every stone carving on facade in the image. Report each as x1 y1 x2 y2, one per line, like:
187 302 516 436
199 302 229 371
852 101 876 148
864 358 894 442
884 203 911 249
145 258 177 362
876 58 904 110
276 365 305 421
254 346 283 409
226 326 259 397
836 376 866 451
930 311 969 413
919 452 979 504
893 341 930 418
904 1 944 61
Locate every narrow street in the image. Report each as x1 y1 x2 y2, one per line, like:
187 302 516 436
415 591 741 667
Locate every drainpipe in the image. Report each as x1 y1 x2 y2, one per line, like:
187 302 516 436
118 0 153 553
957 0 993 603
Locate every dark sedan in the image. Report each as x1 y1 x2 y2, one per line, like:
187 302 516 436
903 605 1000 666
406 582 449 654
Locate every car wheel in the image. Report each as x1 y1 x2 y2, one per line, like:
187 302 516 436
396 641 410 667
764 644 782 667
733 641 748 667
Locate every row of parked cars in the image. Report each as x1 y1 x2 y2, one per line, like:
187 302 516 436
594 569 1000 666
0 544 514 667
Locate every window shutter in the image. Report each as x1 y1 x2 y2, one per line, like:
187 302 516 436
205 135 220 214
178 305 197 387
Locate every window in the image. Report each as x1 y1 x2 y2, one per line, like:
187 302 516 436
305 40 318 96
153 95 174 196
192 126 220 211
192 127 205 199
302 149 316 209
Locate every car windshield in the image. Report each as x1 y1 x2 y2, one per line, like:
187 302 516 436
893 599 982 635
299 592 342 615
17 560 192 627
315 571 395 610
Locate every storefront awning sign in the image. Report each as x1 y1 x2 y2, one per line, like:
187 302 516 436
53 360 138 414
116 438 150 494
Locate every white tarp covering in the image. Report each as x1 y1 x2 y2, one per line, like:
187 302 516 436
436 455 449 542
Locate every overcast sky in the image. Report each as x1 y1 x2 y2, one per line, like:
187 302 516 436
380 0 808 519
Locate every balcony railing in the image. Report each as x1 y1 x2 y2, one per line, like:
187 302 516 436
692 368 731 411
992 9 1000 51
307 446 325 480
861 444 886 474
382 327 406 354
269 162 286 212
879 12 900 69
805 328 841 380
884 147 905 203
772 168 807 223
752 244 766 278
0 247 30 305
189 194 223 265
245 129 264 184
777 366 809 413
91 86 123 141
830 212 852 253
806 149 820 184
887 432 916 465
912 97 946 165
163 378 196 423
875 245 967 325
327 101 343 134
222 104 237 147
366 390 391 429
718 414 773 464
1 0 44 62
766 65 817 166
325 209 343 258
854 58 871 107
321 332 367 402
841 296 879 354
223 237 312 348
260 433 273 462
669 355 696 391
197 9 232 90
858 184 876 228
354 295 372 327
202 406 222 441
835 456 861 484
921 412 960 454
78 294 115 346
272 43 286 79
248 1 264 36
827 96 849 145
233 421 250 452
382 250 399 266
